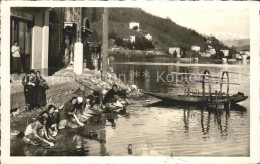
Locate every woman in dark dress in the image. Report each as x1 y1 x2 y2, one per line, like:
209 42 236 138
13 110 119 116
102 84 118 105
38 104 59 137
36 71 48 107
22 71 30 108
88 91 101 108
28 70 37 110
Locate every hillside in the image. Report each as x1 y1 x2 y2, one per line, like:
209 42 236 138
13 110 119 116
86 8 232 53
221 39 250 52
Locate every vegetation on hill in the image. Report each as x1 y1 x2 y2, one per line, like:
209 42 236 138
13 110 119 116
221 39 250 52
86 8 236 57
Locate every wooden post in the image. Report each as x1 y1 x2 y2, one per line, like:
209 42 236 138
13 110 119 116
74 7 83 75
102 8 108 81
75 7 82 43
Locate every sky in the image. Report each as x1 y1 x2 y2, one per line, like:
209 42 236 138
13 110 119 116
142 8 250 41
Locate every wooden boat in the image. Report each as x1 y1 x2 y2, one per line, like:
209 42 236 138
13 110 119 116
145 70 248 109
145 91 247 105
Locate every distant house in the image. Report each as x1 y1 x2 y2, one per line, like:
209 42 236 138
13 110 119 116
200 52 212 58
130 36 135 43
111 47 120 51
123 38 130 42
191 46 200 52
109 39 115 44
220 50 229 57
169 47 181 58
235 53 241 59
209 48 216 55
240 50 250 57
145 33 152 41
146 51 154 55
129 22 140 30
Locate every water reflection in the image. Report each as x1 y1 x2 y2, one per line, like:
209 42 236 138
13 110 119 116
11 62 249 156
11 107 130 156
183 109 190 135
147 99 247 143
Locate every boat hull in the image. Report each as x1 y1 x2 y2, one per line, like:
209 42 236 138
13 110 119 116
145 92 248 105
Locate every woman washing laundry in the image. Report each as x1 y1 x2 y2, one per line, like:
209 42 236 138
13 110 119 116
38 105 59 137
85 91 103 113
58 97 84 129
74 96 93 123
18 115 55 147
102 84 119 105
102 85 127 112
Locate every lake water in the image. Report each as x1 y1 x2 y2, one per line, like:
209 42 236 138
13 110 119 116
11 59 250 156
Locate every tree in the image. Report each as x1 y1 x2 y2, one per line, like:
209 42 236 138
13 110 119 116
108 31 117 40
215 50 224 59
191 50 199 58
89 30 100 42
115 37 123 46
173 50 177 58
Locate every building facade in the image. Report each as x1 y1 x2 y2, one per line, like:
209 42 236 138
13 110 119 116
145 33 152 41
10 7 91 76
209 48 216 55
220 49 229 57
129 22 140 30
169 47 181 58
11 8 51 75
240 50 250 57
191 46 200 52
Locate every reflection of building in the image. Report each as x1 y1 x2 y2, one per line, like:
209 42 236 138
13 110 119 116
129 21 139 30
128 65 134 85
144 69 150 91
191 46 200 52
169 47 181 58
220 49 229 57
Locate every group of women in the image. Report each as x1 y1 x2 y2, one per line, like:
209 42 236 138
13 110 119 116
20 84 127 146
22 70 48 110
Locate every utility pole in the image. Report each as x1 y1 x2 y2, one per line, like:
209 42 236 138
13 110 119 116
74 7 83 75
102 8 108 81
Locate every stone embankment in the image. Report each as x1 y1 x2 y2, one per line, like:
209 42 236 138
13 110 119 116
11 67 143 114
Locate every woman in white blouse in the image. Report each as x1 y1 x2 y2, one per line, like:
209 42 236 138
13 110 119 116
11 41 22 74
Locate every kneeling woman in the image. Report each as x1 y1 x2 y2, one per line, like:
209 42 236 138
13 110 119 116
38 105 59 137
58 97 84 129
21 116 54 146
